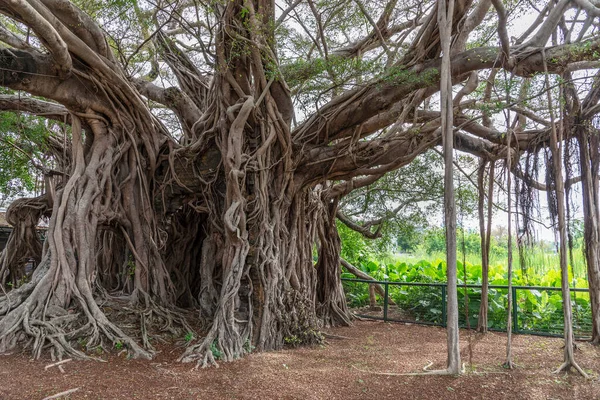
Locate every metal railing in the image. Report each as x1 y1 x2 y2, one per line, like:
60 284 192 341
341 278 592 338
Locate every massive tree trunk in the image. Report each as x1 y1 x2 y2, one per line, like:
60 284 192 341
316 196 352 327
171 1 350 365
179 186 349 365
0 0 179 358
0 0 352 365
0 111 173 359
0 0 202 360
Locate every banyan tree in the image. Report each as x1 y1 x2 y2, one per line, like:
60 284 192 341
0 0 599 369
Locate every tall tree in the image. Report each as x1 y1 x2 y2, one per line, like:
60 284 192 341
0 0 598 369
438 0 460 375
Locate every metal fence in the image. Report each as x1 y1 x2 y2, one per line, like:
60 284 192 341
341 278 592 338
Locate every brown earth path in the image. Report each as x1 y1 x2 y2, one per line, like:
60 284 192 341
1 320 599 399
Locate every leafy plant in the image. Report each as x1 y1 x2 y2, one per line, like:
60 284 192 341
210 340 223 360
243 339 255 353
342 258 592 336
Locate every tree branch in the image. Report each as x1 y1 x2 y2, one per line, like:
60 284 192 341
0 94 69 122
132 78 201 136
0 48 112 116
0 22 31 49
340 258 395 304
573 0 600 17
294 38 600 146
336 210 385 239
4 0 72 76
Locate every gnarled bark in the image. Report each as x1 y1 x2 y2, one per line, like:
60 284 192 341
0 195 49 286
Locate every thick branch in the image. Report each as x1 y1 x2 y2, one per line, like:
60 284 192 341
0 94 68 122
294 38 600 146
0 48 111 115
331 0 413 59
0 22 31 49
4 0 72 76
572 0 600 18
132 79 201 135
336 210 384 239
513 167 583 191
340 258 395 304
38 0 110 59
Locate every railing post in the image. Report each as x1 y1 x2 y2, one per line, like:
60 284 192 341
442 285 447 328
383 282 389 322
512 286 518 333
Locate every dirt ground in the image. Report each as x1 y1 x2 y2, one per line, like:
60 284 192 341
1 320 599 400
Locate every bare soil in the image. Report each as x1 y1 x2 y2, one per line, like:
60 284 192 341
1 320 599 399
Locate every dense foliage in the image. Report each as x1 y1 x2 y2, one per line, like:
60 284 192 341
0 112 51 206
342 258 591 336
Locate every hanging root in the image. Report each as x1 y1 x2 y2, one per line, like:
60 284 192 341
0 195 49 287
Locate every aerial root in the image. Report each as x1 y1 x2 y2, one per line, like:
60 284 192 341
180 338 218 369
178 312 249 369
42 388 80 400
0 294 158 361
351 362 465 376
133 304 193 349
178 326 218 368
553 361 590 378
94 318 153 360
0 285 201 362
197 349 218 369
1 308 97 361
502 360 515 370
422 361 434 371
103 292 196 356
